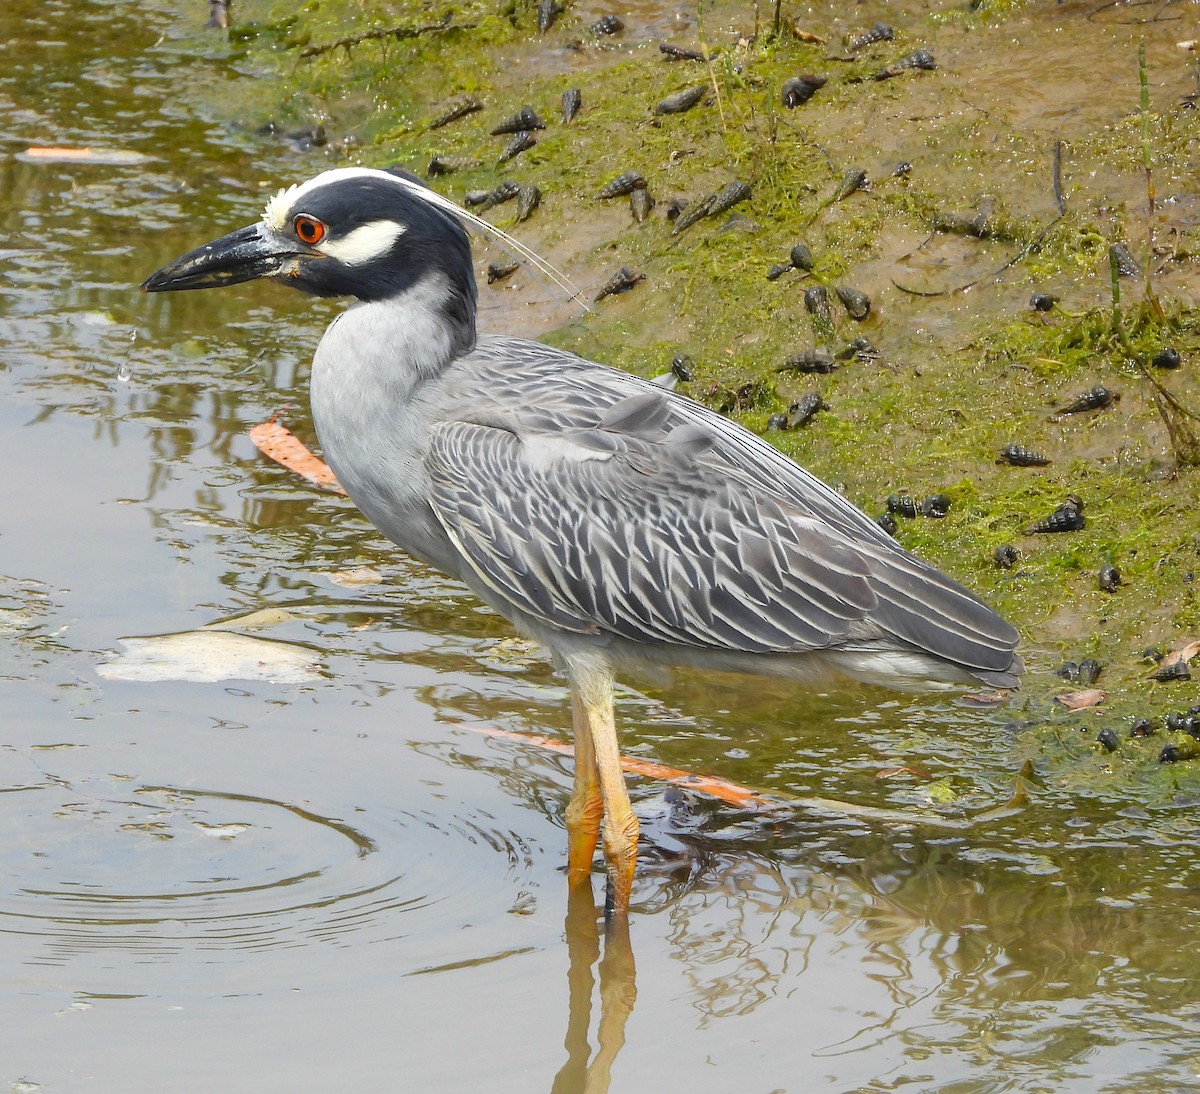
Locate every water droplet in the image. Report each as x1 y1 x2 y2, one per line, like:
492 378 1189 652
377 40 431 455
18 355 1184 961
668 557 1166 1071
116 329 137 382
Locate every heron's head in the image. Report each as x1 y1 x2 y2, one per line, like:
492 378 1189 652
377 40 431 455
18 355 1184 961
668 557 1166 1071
142 167 477 309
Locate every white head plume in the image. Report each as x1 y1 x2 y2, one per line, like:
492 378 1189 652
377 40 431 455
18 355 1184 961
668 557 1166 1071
262 167 585 306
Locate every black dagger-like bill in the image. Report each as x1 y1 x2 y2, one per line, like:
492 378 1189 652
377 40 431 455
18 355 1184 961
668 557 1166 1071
142 222 302 292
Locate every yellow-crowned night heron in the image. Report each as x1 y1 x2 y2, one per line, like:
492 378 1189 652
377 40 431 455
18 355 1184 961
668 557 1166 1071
143 167 1023 918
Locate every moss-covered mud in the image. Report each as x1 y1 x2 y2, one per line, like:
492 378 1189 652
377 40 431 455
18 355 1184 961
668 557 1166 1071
219 0 1199 798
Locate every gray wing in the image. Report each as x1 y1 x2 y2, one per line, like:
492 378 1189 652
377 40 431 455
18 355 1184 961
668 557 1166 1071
426 351 1019 676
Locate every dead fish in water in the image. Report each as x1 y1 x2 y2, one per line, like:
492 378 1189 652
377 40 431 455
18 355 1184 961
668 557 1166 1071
598 170 646 199
1031 495 1085 533
872 49 936 80
803 285 832 325
1109 241 1140 277
671 180 750 234
1055 385 1119 417
835 286 871 320
537 0 563 32
778 348 836 374
562 88 582 123
1098 565 1122 593
465 180 520 210
427 154 480 176
787 392 828 428
486 261 520 283
781 74 827 108
498 130 537 163
993 545 1020 569
998 444 1051 467
846 21 893 51
428 94 483 130
515 184 541 222
659 43 719 61
491 107 545 135
630 187 654 223
654 84 708 115
595 266 645 301
591 14 623 34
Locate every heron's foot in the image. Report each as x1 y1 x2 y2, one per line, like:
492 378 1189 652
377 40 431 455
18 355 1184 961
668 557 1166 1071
601 813 638 921
565 788 603 886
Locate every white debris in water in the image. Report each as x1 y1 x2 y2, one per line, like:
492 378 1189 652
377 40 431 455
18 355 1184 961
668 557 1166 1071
322 566 385 588
193 822 252 838
203 607 301 632
96 630 322 684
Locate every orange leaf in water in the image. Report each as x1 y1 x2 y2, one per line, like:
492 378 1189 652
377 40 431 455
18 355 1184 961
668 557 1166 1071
1054 688 1106 710
248 417 344 492
459 724 771 809
876 766 930 780
26 146 95 160
20 146 149 165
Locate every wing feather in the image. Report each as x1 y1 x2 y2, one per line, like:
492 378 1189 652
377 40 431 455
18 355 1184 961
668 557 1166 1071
424 336 1021 680
426 419 881 655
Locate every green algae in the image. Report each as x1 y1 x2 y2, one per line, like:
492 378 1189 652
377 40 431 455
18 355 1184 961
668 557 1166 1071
223 0 1200 794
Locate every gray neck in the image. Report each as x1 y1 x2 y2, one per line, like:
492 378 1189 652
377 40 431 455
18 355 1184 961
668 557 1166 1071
318 270 475 390
308 272 475 568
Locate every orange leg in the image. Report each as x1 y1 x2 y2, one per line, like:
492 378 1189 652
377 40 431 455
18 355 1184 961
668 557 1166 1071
568 664 639 920
565 688 603 886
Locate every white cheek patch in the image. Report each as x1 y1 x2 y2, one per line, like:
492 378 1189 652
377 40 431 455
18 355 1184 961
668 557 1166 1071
258 166 580 300
318 220 407 265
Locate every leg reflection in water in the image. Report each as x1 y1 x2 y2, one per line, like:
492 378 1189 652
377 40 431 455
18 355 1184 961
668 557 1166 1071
551 884 637 1094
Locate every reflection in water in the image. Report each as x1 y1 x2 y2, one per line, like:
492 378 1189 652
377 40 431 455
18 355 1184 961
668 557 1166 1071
552 886 637 1094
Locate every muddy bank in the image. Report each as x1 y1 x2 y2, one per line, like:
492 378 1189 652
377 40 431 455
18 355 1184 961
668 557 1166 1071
204 0 1200 789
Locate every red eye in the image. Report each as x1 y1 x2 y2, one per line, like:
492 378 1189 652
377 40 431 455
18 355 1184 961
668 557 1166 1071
293 214 326 244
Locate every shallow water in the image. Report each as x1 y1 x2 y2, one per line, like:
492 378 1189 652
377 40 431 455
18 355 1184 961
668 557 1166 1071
1 1 1198 1091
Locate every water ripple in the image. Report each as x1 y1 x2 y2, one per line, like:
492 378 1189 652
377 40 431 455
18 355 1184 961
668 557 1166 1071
0 775 536 964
